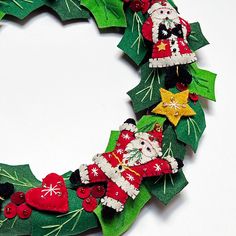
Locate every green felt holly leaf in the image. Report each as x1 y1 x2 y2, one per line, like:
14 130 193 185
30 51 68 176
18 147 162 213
94 184 151 236
128 62 165 113
31 189 98 236
0 199 32 236
162 125 186 160
80 0 126 28
188 63 217 101
0 11 5 19
62 171 73 187
0 0 45 19
0 163 41 192
105 130 120 152
188 22 209 51
118 9 147 65
137 115 166 132
144 170 188 205
168 0 177 9
46 0 89 21
175 100 206 152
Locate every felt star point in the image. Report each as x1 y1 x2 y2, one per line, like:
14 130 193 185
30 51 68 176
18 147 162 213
152 88 196 126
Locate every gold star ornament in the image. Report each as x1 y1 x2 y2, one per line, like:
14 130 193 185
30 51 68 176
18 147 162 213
152 88 196 126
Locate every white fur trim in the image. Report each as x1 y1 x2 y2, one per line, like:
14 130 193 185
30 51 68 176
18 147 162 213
149 53 197 68
79 164 90 184
119 123 138 133
101 196 124 212
163 155 178 173
93 154 139 199
148 2 174 15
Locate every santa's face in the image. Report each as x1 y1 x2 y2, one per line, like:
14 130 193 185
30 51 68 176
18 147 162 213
150 4 178 21
123 138 158 166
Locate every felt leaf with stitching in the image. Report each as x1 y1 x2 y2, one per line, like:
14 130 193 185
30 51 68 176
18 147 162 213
80 0 126 28
118 9 147 65
175 100 206 153
128 62 165 113
188 22 209 51
0 0 45 19
137 115 166 132
105 130 120 152
144 170 188 205
45 0 90 21
94 184 151 236
188 63 217 101
0 11 5 19
0 163 41 192
31 189 98 236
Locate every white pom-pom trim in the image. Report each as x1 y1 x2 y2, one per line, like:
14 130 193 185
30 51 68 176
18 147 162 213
101 197 124 212
163 155 178 174
119 123 138 133
79 164 90 184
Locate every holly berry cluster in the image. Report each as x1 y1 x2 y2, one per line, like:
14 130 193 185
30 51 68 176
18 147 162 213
4 192 32 220
76 185 106 212
124 0 150 14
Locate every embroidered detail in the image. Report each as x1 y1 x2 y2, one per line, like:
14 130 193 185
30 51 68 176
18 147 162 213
126 173 134 182
101 196 124 212
163 155 178 173
122 133 131 140
91 167 99 177
154 163 161 172
41 184 61 198
79 164 90 184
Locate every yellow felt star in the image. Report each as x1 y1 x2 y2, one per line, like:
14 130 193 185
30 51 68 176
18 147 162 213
157 42 167 51
152 88 196 126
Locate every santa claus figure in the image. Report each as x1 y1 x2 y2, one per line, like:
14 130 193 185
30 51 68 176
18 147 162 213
142 0 197 88
70 119 183 218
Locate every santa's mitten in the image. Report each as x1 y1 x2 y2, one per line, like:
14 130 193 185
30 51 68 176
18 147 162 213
0 182 14 207
176 158 184 169
101 206 117 220
69 169 82 186
178 66 192 85
120 118 137 132
163 156 184 174
165 66 179 89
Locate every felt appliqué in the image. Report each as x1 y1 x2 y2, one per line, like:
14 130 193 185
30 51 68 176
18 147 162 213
25 173 69 213
152 88 196 126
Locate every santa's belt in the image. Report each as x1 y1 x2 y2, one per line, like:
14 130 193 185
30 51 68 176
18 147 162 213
112 153 140 177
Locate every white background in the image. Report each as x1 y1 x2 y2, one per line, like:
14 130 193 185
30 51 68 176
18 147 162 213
0 0 235 235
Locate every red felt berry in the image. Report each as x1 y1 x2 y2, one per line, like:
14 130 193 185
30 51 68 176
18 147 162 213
10 192 25 205
189 93 199 102
129 0 143 12
17 203 32 219
4 202 17 219
82 196 97 212
141 0 150 14
91 185 106 198
76 187 90 199
176 82 188 91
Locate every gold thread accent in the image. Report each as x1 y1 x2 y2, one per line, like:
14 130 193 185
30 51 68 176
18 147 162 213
112 153 140 177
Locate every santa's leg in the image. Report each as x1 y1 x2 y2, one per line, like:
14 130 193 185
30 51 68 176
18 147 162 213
165 66 179 89
178 65 192 85
101 181 128 219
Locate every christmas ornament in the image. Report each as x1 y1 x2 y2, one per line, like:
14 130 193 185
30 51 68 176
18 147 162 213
0 0 216 235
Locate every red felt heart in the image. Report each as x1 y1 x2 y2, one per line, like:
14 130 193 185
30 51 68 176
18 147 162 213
25 173 69 213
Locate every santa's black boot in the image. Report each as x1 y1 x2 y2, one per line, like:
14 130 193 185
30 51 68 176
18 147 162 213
0 182 14 208
124 118 136 126
165 66 178 89
101 206 117 220
69 169 82 185
178 66 192 85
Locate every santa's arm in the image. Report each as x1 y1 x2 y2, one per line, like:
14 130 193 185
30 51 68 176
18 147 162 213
133 156 183 178
142 17 154 42
179 17 191 37
70 163 107 185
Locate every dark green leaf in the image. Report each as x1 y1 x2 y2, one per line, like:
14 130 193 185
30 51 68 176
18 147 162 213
81 0 126 28
144 170 188 205
46 0 89 21
188 63 217 101
118 9 147 65
128 62 165 113
188 22 209 51
175 100 206 152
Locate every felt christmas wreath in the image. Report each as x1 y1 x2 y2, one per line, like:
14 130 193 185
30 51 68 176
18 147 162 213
0 0 216 235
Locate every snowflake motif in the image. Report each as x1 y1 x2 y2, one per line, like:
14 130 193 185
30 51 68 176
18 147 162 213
41 184 61 197
116 149 124 154
122 133 131 140
126 173 134 182
168 100 181 110
162 30 168 36
91 167 99 176
154 164 161 172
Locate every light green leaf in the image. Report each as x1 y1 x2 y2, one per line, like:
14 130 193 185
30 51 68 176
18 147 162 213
137 115 166 132
144 170 188 205
118 9 147 65
105 130 120 152
128 62 165 113
0 11 5 19
81 0 126 28
188 63 217 101
46 0 89 21
188 22 209 51
94 185 151 236
175 100 206 152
